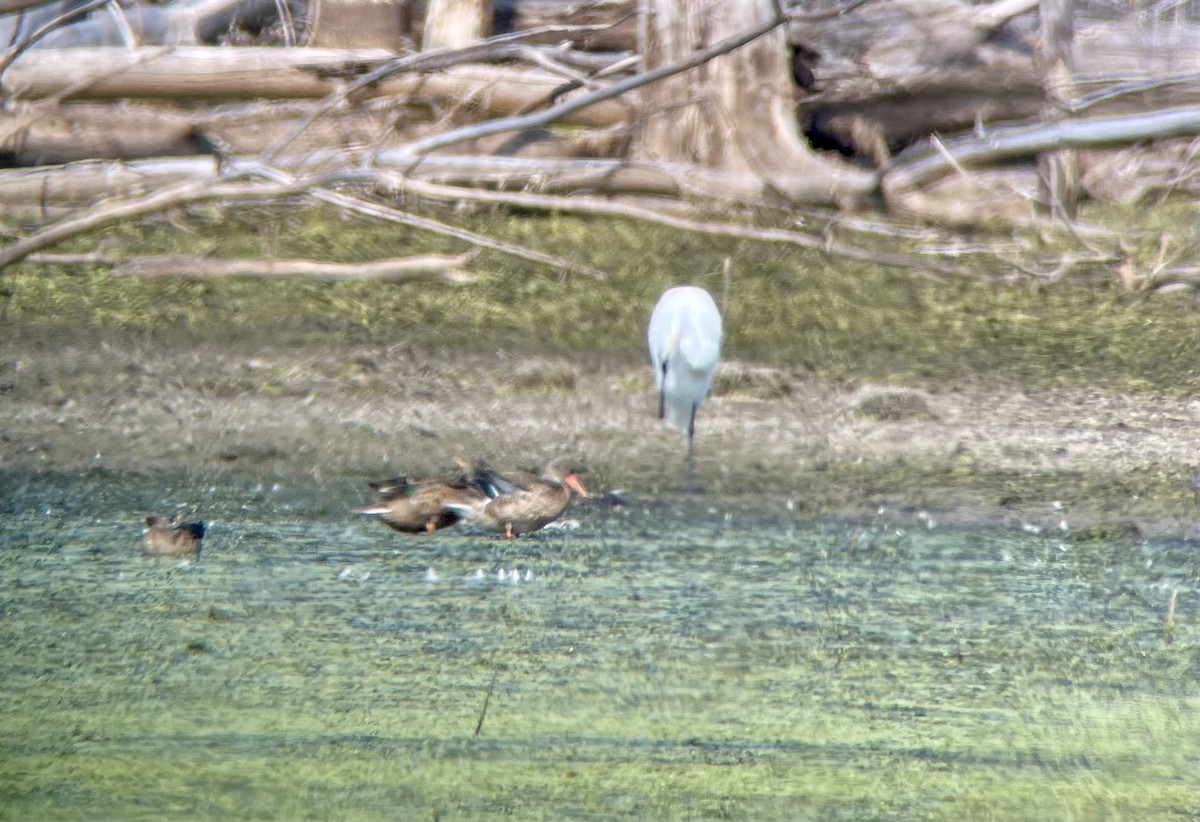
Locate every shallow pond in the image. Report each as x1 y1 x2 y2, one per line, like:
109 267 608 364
0 468 1196 820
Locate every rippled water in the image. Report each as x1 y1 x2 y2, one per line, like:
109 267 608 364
1 468 1196 820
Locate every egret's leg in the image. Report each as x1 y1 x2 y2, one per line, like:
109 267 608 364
685 402 698 490
658 362 668 420
685 433 697 490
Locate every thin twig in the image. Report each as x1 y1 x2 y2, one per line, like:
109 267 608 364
0 160 602 277
374 172 976 279
786 0 876 22
1164 588 1178 641
246 162 606 278
474 670 499 737
0 175 300 270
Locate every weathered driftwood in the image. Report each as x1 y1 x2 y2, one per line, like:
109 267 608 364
255 32 636 160
7 0 1198 182
2 1 1200 246
374 173 981 279
105 252 476 281
0 0 634 52
4 91 1200 218
0 176 301 268
309 0 401 49
2 46 388 98
0 47 631 127
0 143 711 212
0 103 212 165
793 0 1200 163
389 0 876 209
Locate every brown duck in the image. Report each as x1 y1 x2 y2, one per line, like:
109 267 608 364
354 475 487 534
142 515 206 557
449 458 589 538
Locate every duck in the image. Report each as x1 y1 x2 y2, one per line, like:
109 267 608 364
354 475 487 534
142 515 206 557
448 457 589 538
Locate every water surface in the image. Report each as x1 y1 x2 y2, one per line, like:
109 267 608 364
0 469 1196 820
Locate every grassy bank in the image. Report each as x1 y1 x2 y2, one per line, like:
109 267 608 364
3 202 1198 390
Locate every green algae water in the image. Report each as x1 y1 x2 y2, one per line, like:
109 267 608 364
0 469 1196 821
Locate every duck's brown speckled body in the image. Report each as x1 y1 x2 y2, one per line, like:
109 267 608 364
141 515 206 557
355 476 487 534
451 458 589 538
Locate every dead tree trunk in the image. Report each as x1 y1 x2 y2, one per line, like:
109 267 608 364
310 0 409 50
422 0 492 49
1038 0 1078 219
632 0 869 206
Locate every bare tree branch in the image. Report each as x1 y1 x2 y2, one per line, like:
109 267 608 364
0 162 604 278
0 175 301 269
243 161 607 278
369 171 979 279
882 104 1200 192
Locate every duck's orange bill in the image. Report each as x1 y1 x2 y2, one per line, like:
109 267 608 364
563 472 589 498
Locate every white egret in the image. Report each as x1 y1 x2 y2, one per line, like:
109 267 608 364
648 285 722 487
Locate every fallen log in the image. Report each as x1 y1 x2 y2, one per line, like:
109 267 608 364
1 47 634 127
103 252 477 281
0 103 215 165
0 150 854 213
793 0 1200 164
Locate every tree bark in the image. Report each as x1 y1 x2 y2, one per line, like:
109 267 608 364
491 0 635 51
309 0 410 49
422 0 491 49
1037 0 1077 219
633 0 869 206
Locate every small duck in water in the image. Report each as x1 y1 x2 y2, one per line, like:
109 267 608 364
142 515 206 557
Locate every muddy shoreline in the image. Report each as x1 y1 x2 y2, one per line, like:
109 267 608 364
4 326 1198 539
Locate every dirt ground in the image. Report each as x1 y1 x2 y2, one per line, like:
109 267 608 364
3 330 1199 538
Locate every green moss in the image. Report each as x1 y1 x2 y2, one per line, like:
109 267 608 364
2 202 1197 391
